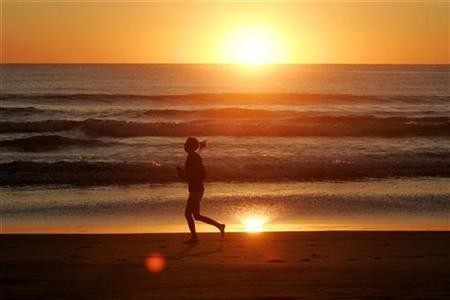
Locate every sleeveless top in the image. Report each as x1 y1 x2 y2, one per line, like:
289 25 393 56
185 152 206 192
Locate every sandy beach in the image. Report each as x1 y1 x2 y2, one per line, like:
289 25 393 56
2 231 449 299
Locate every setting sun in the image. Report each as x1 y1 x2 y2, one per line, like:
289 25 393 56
243 217 266 233
224 27 284 65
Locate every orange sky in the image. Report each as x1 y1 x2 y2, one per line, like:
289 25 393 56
1 1 448 64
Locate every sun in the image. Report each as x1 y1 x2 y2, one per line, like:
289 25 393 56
243 217 266 233
224 27 283 65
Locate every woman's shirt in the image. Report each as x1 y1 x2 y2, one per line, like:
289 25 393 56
185 152 206 192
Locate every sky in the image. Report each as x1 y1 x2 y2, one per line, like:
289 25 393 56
1 1 449 64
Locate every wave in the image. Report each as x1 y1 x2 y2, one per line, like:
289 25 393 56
144 108 294 119
1 159 448 186
0 135 111 152
3 106 447 122
1 92 449 104
143 108 450 120
0 106 48 114
0 117 448 137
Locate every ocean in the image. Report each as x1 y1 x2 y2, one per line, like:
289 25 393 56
1 64 449 232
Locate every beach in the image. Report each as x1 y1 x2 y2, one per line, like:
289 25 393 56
2 232 450 299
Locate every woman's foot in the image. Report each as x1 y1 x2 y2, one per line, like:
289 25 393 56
219 224 226 239
182 238 198 244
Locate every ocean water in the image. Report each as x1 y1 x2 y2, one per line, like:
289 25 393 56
1 64 449 232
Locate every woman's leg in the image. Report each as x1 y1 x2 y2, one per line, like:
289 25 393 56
191 191 225 237
184 197 197 241
193 213 221 228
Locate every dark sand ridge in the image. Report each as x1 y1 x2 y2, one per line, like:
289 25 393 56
1 232 449 299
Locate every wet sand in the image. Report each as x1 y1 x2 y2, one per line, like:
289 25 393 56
1 232 450 299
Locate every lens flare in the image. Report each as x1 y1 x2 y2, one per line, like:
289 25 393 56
145 252 166 273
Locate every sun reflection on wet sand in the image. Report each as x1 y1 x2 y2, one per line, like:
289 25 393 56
242 217 266 233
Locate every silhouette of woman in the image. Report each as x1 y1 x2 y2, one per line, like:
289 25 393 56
177 137 225 244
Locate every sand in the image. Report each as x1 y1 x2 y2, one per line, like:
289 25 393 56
1 232 449 299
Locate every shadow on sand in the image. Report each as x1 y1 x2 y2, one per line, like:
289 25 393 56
169 244 223 260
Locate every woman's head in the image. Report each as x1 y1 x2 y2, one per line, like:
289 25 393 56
184 137 206 153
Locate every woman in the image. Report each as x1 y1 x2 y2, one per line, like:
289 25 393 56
177 137 225 244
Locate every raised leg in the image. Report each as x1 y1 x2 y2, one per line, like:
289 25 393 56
193 213 225 238
193 213 220 228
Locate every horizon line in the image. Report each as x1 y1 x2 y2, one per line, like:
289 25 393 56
1 62 449 66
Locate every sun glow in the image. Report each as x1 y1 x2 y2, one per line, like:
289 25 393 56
243 217 266 233
223 27 284 65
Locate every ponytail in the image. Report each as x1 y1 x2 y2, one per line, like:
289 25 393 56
185 137 207 152
198 140 207 151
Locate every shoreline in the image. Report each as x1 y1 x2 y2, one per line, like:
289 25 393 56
3 178 449 234
2 229 450 234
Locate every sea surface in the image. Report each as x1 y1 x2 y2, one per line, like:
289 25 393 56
1 64 449 232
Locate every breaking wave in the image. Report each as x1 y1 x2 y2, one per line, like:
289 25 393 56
1 116 448 137
1 157 448 186
1 92 449 104
0 135 112 152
